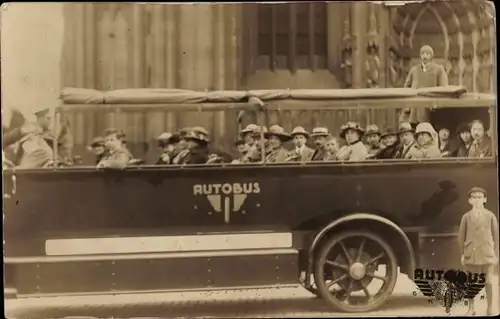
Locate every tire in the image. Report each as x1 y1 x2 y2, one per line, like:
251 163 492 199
313 230 398 313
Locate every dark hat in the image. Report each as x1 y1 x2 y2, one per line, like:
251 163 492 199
340 122 364 139
381 128 398 138
456 123 471 134
264 125 292 142
398 122 414 134
234 139 245 146
157 132 181 146
90 136 105 148
179 127 192 138
468 187 487 198
185 126 210 143
365 124 381 136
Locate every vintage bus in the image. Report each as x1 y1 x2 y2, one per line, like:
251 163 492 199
3 86 497 313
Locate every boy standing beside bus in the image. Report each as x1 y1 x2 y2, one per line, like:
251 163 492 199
458 187 499 316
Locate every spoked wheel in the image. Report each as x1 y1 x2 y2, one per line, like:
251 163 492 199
314 231 398 313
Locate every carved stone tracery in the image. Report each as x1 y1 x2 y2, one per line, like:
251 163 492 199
340 19 353 88
366 6 380 88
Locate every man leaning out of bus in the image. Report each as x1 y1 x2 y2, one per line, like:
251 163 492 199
412 122 441 159
467 120 493 158
97 128 132 170
336 122 368 162
458 187 498 316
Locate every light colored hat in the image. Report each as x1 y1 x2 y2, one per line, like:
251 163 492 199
252 125 268 135
398 122 414 134
185 126 210 143
157 132 173 141
290 126 310 138
420 45 434 56
265 125 292 142
415 122 437 138
365 124 381 136
340 122 364 139
33 107 50 117
468 186 487 198
310 127 330 138
241 124 259 135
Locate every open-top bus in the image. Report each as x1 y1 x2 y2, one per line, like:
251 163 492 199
3 86 497 313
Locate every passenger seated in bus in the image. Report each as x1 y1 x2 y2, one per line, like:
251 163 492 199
241 126 270 163
264 125 291 163
206 147 232 164
155 132 180 165
395 122 418 159
172 127 191 165
467 120 493 158
240 124 259 148
35 108 74 164
412 122 441 159
16 129 57 169
96 129 132 170
337 122 368 162
286 126 314 162
374 128 400 159
324 135 340 161
88 136 106 165
231 139 249 164
179 127 211 165
437 127 456 157
454 123 472 157
310 127 330 161
364 124 382 158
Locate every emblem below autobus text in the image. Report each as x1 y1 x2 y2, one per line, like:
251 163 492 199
193 182 261 224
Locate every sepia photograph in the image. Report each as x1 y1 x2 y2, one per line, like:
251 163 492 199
2 1 498 318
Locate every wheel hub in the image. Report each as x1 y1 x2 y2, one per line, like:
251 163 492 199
349 262 366 280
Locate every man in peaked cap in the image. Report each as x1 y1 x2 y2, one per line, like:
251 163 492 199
364 124 382 158
155 132 181 165
310 127 330 162
403 44 449 123
287 126 314 162
458 186 498 316
395 122 418 159
34 107 74 164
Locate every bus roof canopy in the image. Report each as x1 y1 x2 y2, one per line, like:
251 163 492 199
59 86 496 112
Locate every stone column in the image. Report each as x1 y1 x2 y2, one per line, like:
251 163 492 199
350 2 368 89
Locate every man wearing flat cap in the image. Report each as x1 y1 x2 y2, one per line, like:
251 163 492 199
156 132 181 165
171 127 192 164
404 45 449 123
395 122 419 159
310 127 330 162
458 186 498 316
364 124 382 158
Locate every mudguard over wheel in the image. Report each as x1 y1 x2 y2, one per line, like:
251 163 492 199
313 230 398 313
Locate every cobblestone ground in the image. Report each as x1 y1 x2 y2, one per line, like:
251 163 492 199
5 273 499 318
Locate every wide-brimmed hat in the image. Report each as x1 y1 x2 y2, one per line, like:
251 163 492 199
185 126 210 143
381 128 398 138
90 136 105 148
241 124 259 136
290 126 310 138
310 127 330 138
456 123 471 134
468 186 487 198
398 122 414 134
252 125 268 136
365 124 381 136
340 122 364 139
265 125 292 142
